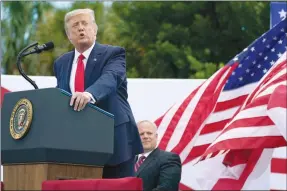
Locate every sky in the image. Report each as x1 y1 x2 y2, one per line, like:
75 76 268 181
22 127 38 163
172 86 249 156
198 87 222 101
50 1 113 9
1 1 113 20
50 1 72 9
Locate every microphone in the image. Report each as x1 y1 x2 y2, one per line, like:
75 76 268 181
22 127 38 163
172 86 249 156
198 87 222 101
22 41 54 56
16 41 55 89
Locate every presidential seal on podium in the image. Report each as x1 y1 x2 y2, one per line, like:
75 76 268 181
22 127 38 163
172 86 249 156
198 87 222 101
9 98 33 140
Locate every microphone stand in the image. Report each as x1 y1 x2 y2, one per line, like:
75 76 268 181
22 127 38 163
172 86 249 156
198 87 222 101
16 42 39 89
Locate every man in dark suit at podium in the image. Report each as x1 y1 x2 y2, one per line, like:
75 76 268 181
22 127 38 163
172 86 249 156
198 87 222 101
135 120 182 191
53 8 143 178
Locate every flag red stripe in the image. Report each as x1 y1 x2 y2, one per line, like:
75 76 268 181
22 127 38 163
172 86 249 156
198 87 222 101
260 60 286 86
205 136 287 156
172 65 234 154
242 80 286 111
200 119 230 135
223 149 252 166
222 116 275 134
267 85 287 109
182 144 210 165
258 73 286 93
213 148 263 190
253 74 286 101
158 86 201 150
243 94 271 110
179 182 194 190
154 115 164 127
271 158 287 174
155 104 176 127
214 95 248 112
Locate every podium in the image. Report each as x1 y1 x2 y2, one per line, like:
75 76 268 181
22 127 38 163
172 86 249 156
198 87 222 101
1 88 114 190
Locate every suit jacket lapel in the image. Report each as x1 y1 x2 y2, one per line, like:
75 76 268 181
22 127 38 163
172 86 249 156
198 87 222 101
135 148 160 177
64 51 74 93
84 42 105 89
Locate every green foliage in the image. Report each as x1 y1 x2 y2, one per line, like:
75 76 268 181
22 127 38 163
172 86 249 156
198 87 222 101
1 1 53 74
109 1 269 78
1 1 270 79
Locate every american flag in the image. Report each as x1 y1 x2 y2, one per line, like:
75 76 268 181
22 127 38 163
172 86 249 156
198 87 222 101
267 84 287 141
270 146 287 191
200 57 287 159
199 54 286 189
267 84 287 191
270 2 287 28
154 17 287 190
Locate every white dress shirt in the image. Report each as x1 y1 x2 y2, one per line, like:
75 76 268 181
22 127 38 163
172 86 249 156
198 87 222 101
69 42 96 103
137 149 153 162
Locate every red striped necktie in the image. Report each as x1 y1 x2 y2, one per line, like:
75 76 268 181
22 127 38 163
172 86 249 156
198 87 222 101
135 155 146 172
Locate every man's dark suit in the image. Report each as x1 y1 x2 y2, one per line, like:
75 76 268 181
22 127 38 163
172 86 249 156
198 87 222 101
53 42 144 177
135 148 182 191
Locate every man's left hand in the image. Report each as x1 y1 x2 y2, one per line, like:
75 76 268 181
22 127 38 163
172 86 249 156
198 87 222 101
70 92 91 111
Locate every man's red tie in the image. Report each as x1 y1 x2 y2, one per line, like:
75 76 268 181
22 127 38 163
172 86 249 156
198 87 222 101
75 54 85 92
135 155 146 172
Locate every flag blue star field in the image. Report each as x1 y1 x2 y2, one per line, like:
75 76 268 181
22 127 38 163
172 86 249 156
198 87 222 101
224 17 286 91
270 2 287 28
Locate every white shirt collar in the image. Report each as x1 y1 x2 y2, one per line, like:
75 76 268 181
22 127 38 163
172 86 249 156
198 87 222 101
74 41 95 61
138 149 154 159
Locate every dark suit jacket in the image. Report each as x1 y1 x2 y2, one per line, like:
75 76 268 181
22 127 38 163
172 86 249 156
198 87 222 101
53 42 143 165
135 148 182 191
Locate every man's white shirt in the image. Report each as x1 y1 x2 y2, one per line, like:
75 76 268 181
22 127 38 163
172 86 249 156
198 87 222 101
69 42 96 103
138 149 154 162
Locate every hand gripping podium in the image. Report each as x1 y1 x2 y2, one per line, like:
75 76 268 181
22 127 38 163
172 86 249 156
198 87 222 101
1 88 114 190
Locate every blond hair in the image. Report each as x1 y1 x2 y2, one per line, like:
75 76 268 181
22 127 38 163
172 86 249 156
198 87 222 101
137 120 158 132
64 8 98 34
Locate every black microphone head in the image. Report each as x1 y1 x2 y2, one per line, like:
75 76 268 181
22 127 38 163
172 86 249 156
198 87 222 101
43 41 54 50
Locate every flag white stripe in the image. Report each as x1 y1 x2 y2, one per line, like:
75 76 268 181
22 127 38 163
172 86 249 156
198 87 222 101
176 68 232 159
157 102 182 144
157 69 220 145
230 105 267 123
255 81 286 99
267 107 287 140
214 67 233 91
274 51 287 66
242 149 274 190
194 131 221 146
210 125 279 146
179 117 214 161
217 83 257 102
260 69 286 90
165 69 221 150
181 154 227 190
270 173 287 190
272 147 287 159
205 107 239 124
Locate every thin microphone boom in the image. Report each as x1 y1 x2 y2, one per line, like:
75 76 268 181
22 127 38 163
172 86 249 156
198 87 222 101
22 41 54 57
17 41 54 89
